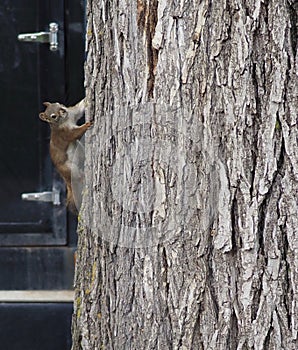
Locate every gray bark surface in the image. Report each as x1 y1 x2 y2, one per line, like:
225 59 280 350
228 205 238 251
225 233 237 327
72 1 298 349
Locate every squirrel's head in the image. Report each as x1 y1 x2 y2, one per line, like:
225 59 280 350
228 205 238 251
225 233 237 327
39 102 68 125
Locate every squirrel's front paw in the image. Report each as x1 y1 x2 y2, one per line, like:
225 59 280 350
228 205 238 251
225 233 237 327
86 121 94 128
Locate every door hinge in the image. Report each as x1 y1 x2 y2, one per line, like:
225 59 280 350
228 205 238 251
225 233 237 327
18 23 59 51
21 190 60 205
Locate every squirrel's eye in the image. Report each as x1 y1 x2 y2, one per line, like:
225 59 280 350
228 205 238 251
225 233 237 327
50 114 57 119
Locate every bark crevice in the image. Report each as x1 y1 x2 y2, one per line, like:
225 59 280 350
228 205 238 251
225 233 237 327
288 1 298 56
137 0 159 98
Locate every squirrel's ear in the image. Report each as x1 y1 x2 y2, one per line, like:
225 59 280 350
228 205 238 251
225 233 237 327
39 112 46 121
59 107 67 117
43 102 51 107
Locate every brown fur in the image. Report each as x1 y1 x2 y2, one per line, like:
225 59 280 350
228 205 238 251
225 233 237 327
39 100 92 214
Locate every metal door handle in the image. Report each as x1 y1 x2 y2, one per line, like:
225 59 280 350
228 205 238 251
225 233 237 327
18 23 58 51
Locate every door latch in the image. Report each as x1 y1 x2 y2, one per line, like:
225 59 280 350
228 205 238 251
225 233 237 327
18 22 59 51
21 190 60 205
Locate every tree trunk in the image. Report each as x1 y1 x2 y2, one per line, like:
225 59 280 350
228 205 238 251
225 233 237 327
72 0 298 349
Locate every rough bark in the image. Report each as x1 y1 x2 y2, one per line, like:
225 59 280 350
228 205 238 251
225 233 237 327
72 0 298 349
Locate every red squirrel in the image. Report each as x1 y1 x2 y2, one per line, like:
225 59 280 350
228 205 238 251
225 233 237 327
39 99 92 213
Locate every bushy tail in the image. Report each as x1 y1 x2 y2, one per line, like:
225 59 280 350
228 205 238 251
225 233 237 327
66 185 78 215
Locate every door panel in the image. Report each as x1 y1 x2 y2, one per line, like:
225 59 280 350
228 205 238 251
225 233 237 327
0 303 73 350
0 247 74 290
0 0 66 245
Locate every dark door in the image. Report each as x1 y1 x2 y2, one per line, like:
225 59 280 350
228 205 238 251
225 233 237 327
0 0 66 246
0 0 85 288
